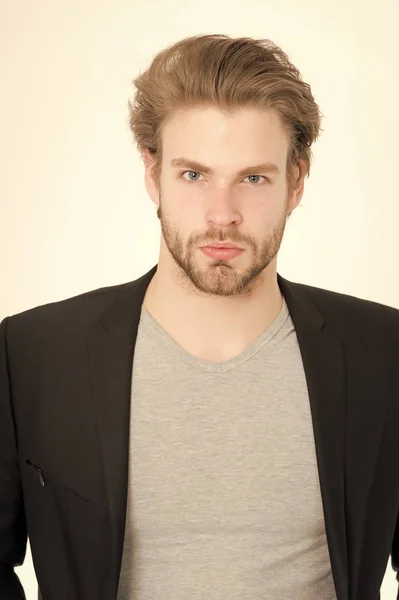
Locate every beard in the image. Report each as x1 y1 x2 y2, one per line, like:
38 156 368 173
156 195 290 298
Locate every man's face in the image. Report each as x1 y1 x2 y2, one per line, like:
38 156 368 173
145 105 304 298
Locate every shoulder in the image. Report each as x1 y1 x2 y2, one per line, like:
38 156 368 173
292 278 399 342
3 278 138 344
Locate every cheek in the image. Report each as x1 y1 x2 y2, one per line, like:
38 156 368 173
246 199 277 227
251 186 287 217
246 203 286 239
164 185 204 223
163 179 195 207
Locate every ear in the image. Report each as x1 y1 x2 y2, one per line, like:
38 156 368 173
288 159 307 213
142 149 160 206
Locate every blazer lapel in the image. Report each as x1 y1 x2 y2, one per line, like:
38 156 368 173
88 265 349 600
87 266 157 593
277 274 349 600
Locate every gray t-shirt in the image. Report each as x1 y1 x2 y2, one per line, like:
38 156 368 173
116 296 336 599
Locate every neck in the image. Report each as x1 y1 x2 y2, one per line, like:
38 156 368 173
142 255 283 361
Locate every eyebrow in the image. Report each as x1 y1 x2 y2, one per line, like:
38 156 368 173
170 157 281 177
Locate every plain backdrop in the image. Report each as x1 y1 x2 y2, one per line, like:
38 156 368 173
1 0 398 598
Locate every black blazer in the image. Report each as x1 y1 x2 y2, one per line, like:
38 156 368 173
1 264 399 600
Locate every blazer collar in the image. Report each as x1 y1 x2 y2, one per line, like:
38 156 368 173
88 265 349 600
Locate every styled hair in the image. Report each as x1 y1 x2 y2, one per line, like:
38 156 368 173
128 34 323 191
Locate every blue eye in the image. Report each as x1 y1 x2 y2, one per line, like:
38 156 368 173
246 175 265 184
181 170 202 182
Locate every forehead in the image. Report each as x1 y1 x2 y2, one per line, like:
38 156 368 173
161 105 289 169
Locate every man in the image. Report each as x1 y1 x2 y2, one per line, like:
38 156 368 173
1 33 399 600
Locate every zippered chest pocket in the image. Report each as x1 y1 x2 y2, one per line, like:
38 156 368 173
24 458 82 498
23 458 109 511
21 457 112 599
26 459 47 487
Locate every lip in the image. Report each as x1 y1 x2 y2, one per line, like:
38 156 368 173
202 243 242 249
201 246 244 260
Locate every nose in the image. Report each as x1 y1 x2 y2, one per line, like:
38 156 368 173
205 188 243 228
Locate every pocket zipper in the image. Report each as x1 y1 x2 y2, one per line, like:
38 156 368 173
26 459 46 487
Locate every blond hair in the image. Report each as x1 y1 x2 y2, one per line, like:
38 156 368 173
128 34 323 191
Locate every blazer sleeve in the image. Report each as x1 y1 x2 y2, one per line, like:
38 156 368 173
0 317 27 599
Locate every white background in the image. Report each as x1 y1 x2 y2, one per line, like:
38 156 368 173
1 0 398 597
